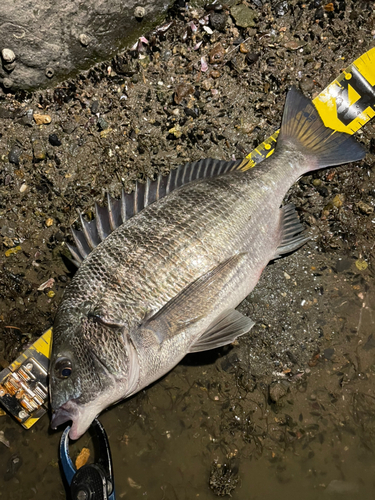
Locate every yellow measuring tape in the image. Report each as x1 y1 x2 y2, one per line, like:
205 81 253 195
239 46 375 170
1 46 375 429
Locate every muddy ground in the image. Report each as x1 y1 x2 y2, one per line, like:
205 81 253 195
1 0 375 498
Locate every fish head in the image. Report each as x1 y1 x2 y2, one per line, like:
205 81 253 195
49 306 139 439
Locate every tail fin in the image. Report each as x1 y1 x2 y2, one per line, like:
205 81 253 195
277 86 366 171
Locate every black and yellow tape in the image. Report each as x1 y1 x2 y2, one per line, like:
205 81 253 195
1 46 375 430
239 46 375 171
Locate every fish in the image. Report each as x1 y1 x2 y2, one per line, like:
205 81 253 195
49 87 366 439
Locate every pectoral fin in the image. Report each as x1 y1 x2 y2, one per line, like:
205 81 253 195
189 309 255 353
140 253 247 343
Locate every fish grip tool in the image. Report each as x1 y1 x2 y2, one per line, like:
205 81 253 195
60 418 116 500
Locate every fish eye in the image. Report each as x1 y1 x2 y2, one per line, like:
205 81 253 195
54 357 72 379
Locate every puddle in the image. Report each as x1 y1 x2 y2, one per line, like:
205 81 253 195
2 245 375 499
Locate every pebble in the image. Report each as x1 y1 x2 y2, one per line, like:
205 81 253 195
299 76 314 93
210 70 221 79
49 134 61 146
274 1 289 16
4 61 16 72
134 6 146 19
97 116 109 131
32 139 46 161
184 107 199 118
33 113 51 125
16 109 34 127
245 52 260 65
168 125 182 138
8 144 23 165
91 100 100 114
4 455 23 481
79 34 90 47
269 381 287 403
210 12 227 32
209 43 225 64
61 120 77 134
174 83 194 105
45 67 54 78
357 200 374 215
332 193 344 208
201 79 213 91
230 5 256 28
355 259 368 271
2 78 13 89
1 48 16 63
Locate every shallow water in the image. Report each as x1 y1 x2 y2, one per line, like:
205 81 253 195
1 244 375 500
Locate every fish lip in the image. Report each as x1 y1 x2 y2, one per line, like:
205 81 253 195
50 400 95 440
50 402 76 430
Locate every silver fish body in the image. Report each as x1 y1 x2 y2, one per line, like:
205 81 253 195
50 87 366 439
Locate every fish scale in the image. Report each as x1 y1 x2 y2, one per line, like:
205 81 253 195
50 87 366 440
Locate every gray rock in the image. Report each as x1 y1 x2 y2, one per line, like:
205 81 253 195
230 5 256 28
0 0 173 91
210 12 228 32
8 144 23 165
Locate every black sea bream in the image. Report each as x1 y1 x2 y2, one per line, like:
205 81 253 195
50 87 366 439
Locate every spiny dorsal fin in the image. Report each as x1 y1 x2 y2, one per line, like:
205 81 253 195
68 157 243 266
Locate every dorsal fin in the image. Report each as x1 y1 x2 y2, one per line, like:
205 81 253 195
68 157 242 266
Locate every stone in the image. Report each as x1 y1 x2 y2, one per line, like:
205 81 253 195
1 48 16 63
210 12 227 32
0 0 174 91
2 77 13 88
269 381 287 403
79 34 91 47
8 144 23 165
134 6 146 19
230 5 256 28
33 113 52 125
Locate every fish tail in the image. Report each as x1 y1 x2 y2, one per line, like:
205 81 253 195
276 86 366 172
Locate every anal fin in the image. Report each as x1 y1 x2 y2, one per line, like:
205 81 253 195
273 203 310 259
189 309 255 353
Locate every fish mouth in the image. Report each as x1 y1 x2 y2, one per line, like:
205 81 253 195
51 400 98 440
50 403 74 429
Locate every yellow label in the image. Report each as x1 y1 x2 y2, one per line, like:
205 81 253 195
23 417 40 429
33 329 53 358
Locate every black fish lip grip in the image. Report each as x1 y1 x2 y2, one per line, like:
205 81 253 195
60 418 116 500
238 46 375 171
